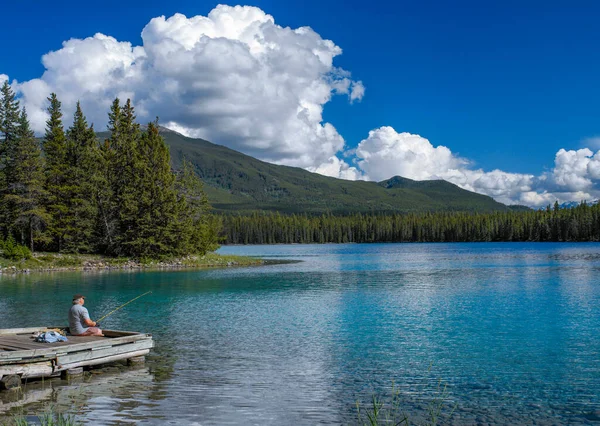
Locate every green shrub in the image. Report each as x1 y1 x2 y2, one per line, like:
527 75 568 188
2 236 32 260
53 255 81 267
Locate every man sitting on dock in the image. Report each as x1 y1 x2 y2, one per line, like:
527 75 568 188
69 294 103 337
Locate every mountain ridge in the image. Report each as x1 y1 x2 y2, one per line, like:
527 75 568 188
95 128 510 214
160 130 511 214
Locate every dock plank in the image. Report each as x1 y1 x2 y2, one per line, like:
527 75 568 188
0 337 52 348
0 342 42 351
0 328 154 383
0 345 26 351
0 333 152 360
57 340 153 366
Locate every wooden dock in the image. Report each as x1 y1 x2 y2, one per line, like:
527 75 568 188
0 327 153 390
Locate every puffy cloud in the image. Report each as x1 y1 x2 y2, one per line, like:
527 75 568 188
443 168 536 206
350 81 365 103
10 5 362 170
307 156 364 181
0 74 7 85
352 126 600 207
16 34 144 129
552 148 600 190
355 127 466 181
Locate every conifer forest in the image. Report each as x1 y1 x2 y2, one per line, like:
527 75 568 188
3 80 600 255
0 81 219 258
221 203 600 244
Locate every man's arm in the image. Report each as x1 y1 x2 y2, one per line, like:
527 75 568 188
84 318 97 327
81 308 97 327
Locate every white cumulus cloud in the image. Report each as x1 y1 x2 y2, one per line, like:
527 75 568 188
10 4 363 169
351 126 600 207
307 156 364 181
355 126 467 181
552 148 600 190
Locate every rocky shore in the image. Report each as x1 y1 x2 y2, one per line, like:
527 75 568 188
0 253 263 274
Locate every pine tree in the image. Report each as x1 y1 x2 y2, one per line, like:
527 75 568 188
94 137 115 253
176 159 221 254
62 102 98 252
0 81 20 149
42 93 69 251
0 80 21 236
122 120 180 257
94 98 123 253
4 109 48 250
106 98 143 255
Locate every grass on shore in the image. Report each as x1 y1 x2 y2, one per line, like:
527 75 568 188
0 252 262 273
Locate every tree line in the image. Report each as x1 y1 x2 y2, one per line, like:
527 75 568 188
221 202 600 244
0 81 219 258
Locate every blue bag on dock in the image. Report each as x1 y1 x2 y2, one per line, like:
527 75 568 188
34 331 68 343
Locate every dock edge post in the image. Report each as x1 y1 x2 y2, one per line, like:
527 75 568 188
61 367 84 380
0 374 22 391
127 356 146 366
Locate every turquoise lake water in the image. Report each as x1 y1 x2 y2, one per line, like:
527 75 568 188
1 243 600 425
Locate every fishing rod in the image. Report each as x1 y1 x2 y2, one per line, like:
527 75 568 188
97 291 153 323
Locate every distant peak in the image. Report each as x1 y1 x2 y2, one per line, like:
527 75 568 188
378 175 415 188
158 125 186 136
559 200 599 209
139 123 187 137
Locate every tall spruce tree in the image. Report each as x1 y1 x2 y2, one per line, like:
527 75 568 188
122 120 181 256
43 93 68 251
176 160 221 254
105 98 144 255
4 109 48 249
94 137 115 253
0 81 20 149
117 99 142 249
94 98 123 253
0 81 21 236
62 102 98 252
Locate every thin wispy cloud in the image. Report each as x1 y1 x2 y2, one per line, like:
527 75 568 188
581 136 600 150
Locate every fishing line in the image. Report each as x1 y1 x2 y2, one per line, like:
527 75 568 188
97 291 153 323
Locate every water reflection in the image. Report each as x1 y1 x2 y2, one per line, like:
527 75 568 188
0 365 161 423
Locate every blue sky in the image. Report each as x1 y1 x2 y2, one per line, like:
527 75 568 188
1 1 600 206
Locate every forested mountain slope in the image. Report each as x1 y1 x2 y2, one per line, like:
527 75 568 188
99 128 510 214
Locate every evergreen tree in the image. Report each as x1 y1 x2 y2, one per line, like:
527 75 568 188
0 81 21 236
106 98 143 255
94 98 123 252
42 93 69 251
4 109 48 250
94 137 115 252
176 159 221 254
62 102 98 252
0 81 20 149
122 120 180 256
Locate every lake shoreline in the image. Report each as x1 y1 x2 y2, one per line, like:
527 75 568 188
0 252 270 274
